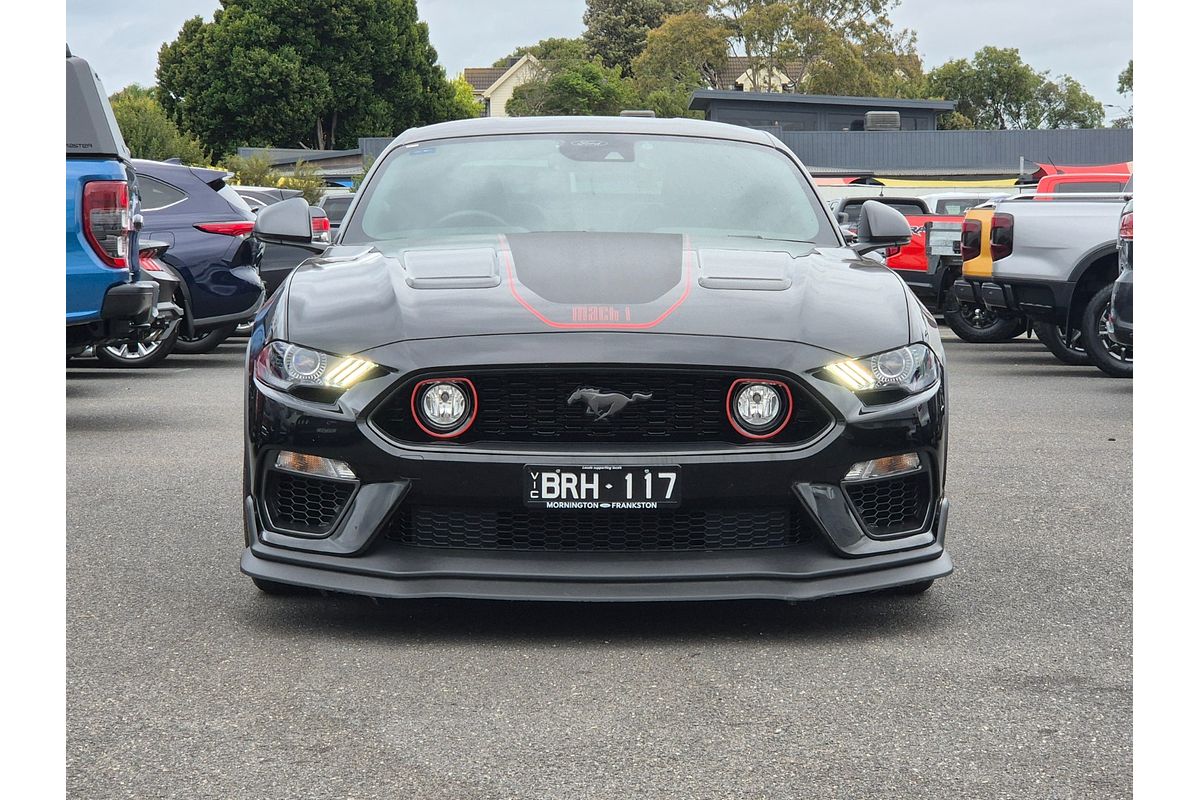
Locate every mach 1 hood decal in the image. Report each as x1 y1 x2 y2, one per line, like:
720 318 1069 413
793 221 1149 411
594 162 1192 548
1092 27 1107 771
498 232 693 330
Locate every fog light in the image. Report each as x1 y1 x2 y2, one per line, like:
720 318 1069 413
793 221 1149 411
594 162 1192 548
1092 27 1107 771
412 378 478 438
844 453 921 482
274 451 357 481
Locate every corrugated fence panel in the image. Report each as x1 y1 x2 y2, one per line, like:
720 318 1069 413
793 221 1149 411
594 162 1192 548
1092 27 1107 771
775 129 1133 174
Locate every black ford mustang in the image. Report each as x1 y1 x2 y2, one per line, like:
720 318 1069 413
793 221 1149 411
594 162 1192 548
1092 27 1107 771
241 116 951 601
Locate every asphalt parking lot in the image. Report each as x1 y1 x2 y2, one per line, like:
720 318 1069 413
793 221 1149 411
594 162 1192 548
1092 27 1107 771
66 330 1131 800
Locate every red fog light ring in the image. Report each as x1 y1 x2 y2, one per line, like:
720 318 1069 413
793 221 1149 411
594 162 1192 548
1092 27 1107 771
410 378 478 439
726 378 793 440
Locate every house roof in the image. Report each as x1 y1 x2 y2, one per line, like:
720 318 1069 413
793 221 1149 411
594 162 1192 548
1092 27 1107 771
463 54 540 97
463 67 508 92
713 56 805 89
689 90 957 113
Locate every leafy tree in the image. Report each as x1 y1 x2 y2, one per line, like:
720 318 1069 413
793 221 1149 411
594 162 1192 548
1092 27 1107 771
221 153 280 187
1034 75 1104 129
157 0 465 158
507 59 636 116
709 1 921 96
493 37 589 68
108 84 210 164
927 46 1103 129
632 11 730 91
583 0 701 75
277 160 326 205
1113 60 1133 128
1118 60 1133 95
450 74 483 117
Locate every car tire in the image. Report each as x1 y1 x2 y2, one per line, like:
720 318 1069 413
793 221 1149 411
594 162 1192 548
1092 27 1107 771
252 577 309 595
1080 284 1133 378
94 322 180 368
1033 321 1092 366
173 321 240 354
943 298 1026 343
893 579 935 595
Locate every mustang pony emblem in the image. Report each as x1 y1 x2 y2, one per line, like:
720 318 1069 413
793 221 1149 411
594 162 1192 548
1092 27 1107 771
567 388 652 421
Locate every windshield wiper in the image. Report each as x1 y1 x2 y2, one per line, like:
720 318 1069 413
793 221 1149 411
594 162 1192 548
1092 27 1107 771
726 234 816 244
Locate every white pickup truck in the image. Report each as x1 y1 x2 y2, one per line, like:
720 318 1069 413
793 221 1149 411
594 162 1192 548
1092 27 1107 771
962 189 1132 371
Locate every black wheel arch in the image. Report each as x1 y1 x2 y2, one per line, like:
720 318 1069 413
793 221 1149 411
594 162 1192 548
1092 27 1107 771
1065 243 1119 329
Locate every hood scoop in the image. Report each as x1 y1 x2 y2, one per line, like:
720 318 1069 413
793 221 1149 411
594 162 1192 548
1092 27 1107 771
401 247 501 289
698 248 793 291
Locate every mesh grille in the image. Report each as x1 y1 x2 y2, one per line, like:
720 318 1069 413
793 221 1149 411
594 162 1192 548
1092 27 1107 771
845 473 931 536
371 369 830 445
388 506 812 552
264 471 354 534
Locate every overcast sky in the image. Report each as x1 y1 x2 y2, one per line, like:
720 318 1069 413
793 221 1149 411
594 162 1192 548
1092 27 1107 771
66 0 1132 120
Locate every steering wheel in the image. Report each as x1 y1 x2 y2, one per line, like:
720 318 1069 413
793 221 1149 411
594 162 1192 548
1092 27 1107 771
433 209 509 228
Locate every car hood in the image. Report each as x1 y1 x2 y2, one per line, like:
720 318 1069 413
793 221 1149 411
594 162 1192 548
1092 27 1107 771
283 232 912 358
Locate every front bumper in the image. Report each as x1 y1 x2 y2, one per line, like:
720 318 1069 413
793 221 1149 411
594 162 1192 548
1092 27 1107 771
243 499 952 601
242 334 951 601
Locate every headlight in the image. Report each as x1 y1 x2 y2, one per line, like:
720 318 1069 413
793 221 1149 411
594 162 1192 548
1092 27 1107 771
412 378 477 438
727 379 792 439
822 343 939 398
254 341 381 397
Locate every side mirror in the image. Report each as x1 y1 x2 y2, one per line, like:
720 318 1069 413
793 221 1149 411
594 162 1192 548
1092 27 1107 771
852 200 911 255
836 211 850 225
253 197 326 253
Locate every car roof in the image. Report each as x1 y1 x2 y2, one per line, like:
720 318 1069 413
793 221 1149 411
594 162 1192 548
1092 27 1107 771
389 115 777 150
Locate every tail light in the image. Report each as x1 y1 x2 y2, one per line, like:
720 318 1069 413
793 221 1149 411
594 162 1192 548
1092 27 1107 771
1119 211 1133 241
961 218 982 262
138 254 165 272
194 220 256 237
312 215 331 243
883 245 902 259
82 180 132 268
990 213 1014 261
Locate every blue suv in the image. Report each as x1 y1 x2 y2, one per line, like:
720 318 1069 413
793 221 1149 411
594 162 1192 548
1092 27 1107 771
66 46 160 356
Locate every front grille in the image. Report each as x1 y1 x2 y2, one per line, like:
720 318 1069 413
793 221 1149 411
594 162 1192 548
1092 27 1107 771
263 470 355 534
387 506 813 552
371 368 831 445
845 473 931 536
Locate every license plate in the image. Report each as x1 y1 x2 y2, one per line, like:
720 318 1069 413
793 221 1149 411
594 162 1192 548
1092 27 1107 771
524 466 681 509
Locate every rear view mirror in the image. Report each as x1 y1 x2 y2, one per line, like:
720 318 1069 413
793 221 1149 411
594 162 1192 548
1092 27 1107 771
852 200 911 256
254 197 326 253
837 211 850 224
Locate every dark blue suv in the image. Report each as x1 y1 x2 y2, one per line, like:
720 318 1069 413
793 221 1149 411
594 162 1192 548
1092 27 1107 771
129 159 265 356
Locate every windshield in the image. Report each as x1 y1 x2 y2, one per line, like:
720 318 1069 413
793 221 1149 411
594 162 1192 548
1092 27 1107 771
935 198 993 215
840 199 926 222
342 133 837 245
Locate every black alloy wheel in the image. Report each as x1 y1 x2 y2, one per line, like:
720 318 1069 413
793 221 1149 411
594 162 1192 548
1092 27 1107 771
1080 283 1133 378
943 296 1026 343
1033 321 1093 366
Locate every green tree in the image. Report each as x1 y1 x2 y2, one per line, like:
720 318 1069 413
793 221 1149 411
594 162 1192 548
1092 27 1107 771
709 1 921 96
450 74 483 117
927 46 1103 130
1113 60 1133 128
157 0 465 158
493 37 589 68
220 153 280 186
583 0 701 75
632 11 729 91
1034 75 1104 129
277 160 325 205
108 84 210 164
1118 60 1133 95
507 59 636 116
